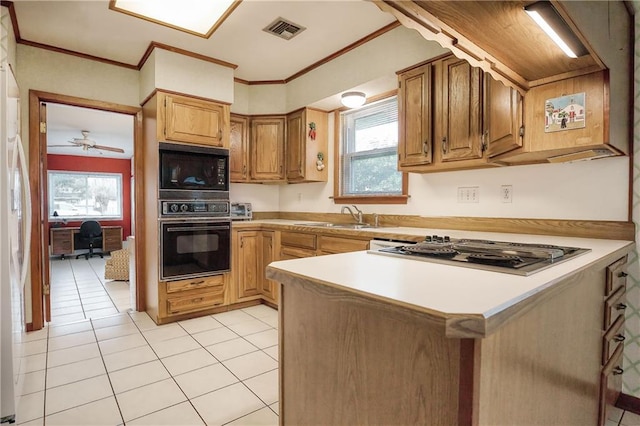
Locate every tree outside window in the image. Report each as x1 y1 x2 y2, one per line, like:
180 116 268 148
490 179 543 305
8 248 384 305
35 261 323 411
48 171 123 219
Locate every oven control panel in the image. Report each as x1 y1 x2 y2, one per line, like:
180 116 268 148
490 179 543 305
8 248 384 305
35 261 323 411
160 200 230 217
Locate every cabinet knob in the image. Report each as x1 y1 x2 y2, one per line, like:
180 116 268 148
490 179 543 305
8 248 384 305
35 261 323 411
614 334 626 342
242 164 247 177
190 280 205 286
442 137 447 154
192 297 204 303
616 303 627 311
613 366 624 375
618 271 628 278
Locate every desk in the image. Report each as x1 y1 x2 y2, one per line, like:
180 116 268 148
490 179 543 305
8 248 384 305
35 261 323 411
50 226 123 258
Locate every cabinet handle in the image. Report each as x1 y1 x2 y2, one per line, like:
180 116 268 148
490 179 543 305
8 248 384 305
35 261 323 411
614 334 626 342
190 280 205 286
192 297 204 303
618 271 628 278
242 164 247 177
613 366 624 375
218 129 222 140
442 137 447 154
616 303 627 311
422 140 429 154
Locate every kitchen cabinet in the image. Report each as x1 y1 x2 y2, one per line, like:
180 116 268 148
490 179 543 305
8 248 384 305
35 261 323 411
158 91 230 148
232 229 278 304
250 116 286 182
492 71 622 164
398 63 433 167
279 231 317 259
230 114 249 182
317 235 369 255
259 231 278 304
159 274 227 319
598 256 628 426
286 108 329 182
398 55 516 173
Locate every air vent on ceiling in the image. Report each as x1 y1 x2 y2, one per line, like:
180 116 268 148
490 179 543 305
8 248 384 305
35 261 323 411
263 17 306 41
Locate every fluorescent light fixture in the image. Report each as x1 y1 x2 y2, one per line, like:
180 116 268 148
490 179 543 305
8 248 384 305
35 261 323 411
341 92 367 108
524 1 588 59
110 0 241 38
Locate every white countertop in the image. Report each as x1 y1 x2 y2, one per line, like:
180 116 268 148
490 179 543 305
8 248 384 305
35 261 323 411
265 225 633 337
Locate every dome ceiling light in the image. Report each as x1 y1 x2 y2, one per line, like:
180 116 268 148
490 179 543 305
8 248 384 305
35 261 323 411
341 92 367 108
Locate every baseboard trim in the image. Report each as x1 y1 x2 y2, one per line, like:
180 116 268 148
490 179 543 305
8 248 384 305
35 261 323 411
617 393 640 415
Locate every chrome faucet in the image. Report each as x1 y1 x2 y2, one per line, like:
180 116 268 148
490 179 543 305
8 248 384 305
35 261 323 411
341 205 364 224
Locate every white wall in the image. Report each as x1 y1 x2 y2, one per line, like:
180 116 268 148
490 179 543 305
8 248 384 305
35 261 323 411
1 6 17 69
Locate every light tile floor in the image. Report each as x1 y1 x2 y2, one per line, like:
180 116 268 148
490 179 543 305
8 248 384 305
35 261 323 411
49 256 132 325
17 304 279 425
608 405 640 426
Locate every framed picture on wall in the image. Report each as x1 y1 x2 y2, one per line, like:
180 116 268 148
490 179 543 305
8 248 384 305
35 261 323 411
544 92 586 133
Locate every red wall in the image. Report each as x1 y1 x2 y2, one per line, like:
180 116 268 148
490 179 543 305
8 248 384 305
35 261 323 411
47 154 132 239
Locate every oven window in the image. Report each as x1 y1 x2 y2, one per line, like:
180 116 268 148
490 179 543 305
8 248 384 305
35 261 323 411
161 222 230 280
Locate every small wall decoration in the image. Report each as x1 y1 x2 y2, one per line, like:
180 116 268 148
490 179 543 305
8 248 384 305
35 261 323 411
544 92 586 133
308 122 316 140
316 152 325 171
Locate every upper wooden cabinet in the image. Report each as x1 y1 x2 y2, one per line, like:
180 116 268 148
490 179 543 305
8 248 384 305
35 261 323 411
158 92 230 148
492 70 621 164
250 116 286 182
438 56 483 163
230 114 249 182
398 55 503 173
286 108 329 183
398 63 432 168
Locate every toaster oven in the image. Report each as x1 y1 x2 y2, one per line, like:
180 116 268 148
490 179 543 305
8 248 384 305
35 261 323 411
230 202 252 221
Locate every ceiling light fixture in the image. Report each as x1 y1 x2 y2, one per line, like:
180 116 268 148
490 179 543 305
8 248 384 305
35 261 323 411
341 92 367 108
109 0 241 38
524 1 588 59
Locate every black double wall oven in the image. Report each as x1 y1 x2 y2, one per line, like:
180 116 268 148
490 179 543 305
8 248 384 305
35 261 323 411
158 143 231 281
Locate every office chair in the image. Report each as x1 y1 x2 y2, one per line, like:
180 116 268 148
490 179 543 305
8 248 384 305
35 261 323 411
76 220 104 260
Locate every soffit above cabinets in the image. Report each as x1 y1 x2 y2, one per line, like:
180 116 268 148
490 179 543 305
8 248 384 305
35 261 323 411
374 0 608 92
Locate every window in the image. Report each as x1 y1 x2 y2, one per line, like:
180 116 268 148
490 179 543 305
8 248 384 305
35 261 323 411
48 171 123 220
336 95 407 204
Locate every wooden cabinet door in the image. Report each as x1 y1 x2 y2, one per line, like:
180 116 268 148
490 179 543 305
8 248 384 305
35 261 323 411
163 94 227 147
398 63 432 167
440 57 483 162
250 117 285 181
230 114 249 182
237 231 261 299
286 110 304 181
259 231 278 303
485 76 523 158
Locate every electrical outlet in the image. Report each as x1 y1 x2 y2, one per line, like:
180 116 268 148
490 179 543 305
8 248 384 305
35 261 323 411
457 186 479 203
501 185 513 203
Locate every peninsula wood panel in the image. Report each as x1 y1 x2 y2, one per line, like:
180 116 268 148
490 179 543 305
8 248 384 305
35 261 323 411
280 280 462 424
476 264 602 424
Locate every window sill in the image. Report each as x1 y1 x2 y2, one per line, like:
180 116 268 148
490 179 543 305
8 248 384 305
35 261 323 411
333 195 409 205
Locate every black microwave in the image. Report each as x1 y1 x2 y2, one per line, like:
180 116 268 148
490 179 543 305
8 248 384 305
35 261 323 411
159 142 229 200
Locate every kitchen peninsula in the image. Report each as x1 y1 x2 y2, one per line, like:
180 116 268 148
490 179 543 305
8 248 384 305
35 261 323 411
266 230 633 425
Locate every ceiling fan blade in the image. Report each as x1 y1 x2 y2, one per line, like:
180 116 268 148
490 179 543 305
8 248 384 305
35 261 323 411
48 144 82 148
93 144 125 153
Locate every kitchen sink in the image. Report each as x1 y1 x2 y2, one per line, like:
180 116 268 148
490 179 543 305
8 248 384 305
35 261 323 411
294 222 374 229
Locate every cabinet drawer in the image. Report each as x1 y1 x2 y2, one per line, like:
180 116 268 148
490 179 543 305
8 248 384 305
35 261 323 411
166 274 226 294
167 290 225 315
598 343 624 426
280 246 315 260
605 257 627 296
318 236 369 254
602 314 625 366
281 231 317 250
603 284 626 330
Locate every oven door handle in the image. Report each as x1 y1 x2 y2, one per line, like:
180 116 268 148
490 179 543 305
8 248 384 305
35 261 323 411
165 225 231 232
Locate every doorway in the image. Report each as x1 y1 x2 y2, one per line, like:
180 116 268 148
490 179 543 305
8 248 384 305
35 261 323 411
28 91 143 331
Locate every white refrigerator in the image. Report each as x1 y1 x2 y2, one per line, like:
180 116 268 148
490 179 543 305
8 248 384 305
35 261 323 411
1 60 31 424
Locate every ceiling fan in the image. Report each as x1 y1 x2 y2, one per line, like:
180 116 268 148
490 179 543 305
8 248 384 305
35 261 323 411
48 130 125 154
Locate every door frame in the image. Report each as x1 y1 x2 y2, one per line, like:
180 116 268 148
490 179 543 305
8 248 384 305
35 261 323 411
28 90 144 330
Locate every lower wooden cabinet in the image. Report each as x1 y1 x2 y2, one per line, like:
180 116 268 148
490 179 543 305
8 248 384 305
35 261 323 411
598 256 628 426
159 274 228 321
232 230 278 304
